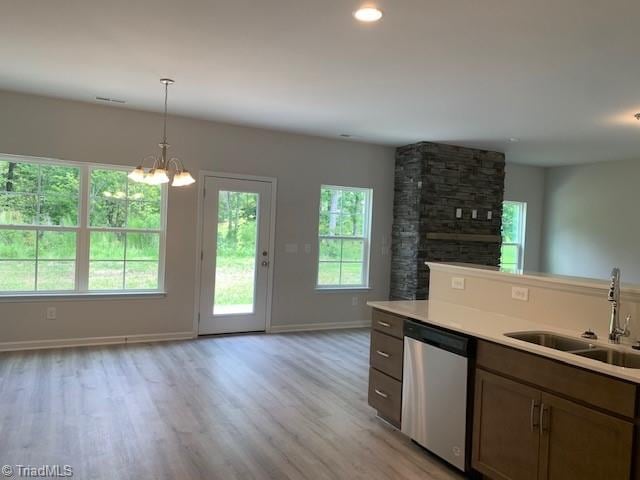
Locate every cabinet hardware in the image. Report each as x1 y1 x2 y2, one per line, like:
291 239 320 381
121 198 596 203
377 321 391 328
374 389 388 399
530 399 540 432
540 404 549 433
375 350 390 358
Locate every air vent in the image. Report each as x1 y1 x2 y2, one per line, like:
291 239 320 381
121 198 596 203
96 96 126 104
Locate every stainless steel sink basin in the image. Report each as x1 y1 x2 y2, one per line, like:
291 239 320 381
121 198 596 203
505 331 595 352
573 349 640 369
505 331 640 369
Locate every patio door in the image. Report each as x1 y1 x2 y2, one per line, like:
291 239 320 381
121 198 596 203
198 175 273 335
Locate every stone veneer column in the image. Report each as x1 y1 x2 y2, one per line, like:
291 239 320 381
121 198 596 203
390 142 505 300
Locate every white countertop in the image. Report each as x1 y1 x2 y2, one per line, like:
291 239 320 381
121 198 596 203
367 299 640 384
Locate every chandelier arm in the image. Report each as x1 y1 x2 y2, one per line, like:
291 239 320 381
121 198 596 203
168 157 185 173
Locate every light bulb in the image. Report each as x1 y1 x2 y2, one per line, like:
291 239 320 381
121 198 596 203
128 166 146 182
172 170 196 187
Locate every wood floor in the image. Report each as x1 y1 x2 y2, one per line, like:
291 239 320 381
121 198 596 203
0 329 463 480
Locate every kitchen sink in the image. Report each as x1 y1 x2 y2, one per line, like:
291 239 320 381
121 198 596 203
505 331 640 369
573 349 640 369
505 331 595 352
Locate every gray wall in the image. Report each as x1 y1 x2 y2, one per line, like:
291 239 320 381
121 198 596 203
503 163 546 272
541 158 640 283
0 90 395 343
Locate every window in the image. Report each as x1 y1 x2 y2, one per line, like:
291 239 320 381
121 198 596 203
500 201 527 273
0 155 166 294
317 185 372 288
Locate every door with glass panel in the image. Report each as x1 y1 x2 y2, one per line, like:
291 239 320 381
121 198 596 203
198 176 273 335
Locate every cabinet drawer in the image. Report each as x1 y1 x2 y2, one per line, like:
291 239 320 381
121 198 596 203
370 330 404 381
372 309 404 339
368 368 402 427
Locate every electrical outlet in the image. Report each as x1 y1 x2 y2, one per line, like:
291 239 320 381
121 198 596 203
351 296 359 306
304 244 311 254
46 307 57 320
451 277 465 290
511 286 529 301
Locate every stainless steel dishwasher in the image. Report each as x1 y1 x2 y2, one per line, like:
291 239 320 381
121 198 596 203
401 319 474 473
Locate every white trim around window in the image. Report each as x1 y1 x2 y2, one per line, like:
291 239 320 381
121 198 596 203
0 153 167 297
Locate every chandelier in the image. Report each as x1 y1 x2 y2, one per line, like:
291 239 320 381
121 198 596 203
128 78 195 187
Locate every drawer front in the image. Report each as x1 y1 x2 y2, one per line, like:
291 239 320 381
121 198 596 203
368 368 402 427
370 330 404 381
372 309 404 339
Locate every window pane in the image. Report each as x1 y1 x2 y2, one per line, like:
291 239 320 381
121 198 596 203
37 261 75 290
501 203 521 243
318 262 341 285
90 198 126 227
38 231 76 259
0 230 36 259
0 193 37 225
90 232 125 260
341 239 364 262
128 180 161 203
0 161 38 193
125 261 158 289
213 191 258 315
500 244 519 268
40 165 80 196
341 263 364 285
39 194 79 226
319 239 341 261
127 201 160 229
0 261 35 291
89 261 124 290
126 233 159 261
90 169 127 198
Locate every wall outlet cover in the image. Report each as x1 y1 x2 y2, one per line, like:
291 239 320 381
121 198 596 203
451 277 466 290
46 307 57 320
304 244 311 254
511 286 529 301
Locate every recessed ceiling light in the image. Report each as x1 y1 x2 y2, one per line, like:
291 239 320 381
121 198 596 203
353 7 383 22
509 137 520 143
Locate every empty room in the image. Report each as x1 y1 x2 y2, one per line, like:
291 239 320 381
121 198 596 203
1 1 640 479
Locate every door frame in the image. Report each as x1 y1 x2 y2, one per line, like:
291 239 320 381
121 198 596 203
192 170 277 336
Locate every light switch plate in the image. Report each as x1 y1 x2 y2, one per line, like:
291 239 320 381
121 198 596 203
455 208 463 219
511 286 529 301
451 277 465 290
472 209 478 219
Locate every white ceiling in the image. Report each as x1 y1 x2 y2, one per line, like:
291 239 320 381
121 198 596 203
1 0 640 166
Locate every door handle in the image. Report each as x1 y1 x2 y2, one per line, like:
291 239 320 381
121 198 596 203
377 321 391 328
374 389 388 399
375 350 390 358
539 403 549 434
530 399 540 432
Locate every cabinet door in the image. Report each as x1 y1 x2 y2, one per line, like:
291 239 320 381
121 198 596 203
472 369 541 480
538 392 633 480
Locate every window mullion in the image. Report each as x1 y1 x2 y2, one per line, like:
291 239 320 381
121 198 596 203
77 166 90 292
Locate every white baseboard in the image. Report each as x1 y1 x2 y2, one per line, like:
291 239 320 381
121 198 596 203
0 331 195 352
269 320 370 333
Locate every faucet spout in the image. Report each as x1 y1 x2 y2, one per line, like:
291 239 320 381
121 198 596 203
608 267 629 343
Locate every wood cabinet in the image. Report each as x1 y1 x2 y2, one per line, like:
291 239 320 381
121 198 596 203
473 341 636 480
473 370 541 480
368 309 405 427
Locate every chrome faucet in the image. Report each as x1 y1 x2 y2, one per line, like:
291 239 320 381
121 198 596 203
608 267 630 343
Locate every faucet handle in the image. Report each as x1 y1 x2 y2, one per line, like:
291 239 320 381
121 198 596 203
623 314 632 336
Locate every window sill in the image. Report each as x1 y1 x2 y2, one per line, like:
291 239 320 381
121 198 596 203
0 291 167 303
315 287 372 293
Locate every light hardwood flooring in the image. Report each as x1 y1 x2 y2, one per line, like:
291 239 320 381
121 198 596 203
0 329 462 480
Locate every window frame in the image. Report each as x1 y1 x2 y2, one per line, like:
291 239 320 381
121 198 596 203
0 154 167 296
500 200 527 273
316 184 373 290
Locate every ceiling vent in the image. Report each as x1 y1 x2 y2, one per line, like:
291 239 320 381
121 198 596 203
96 96 126 104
